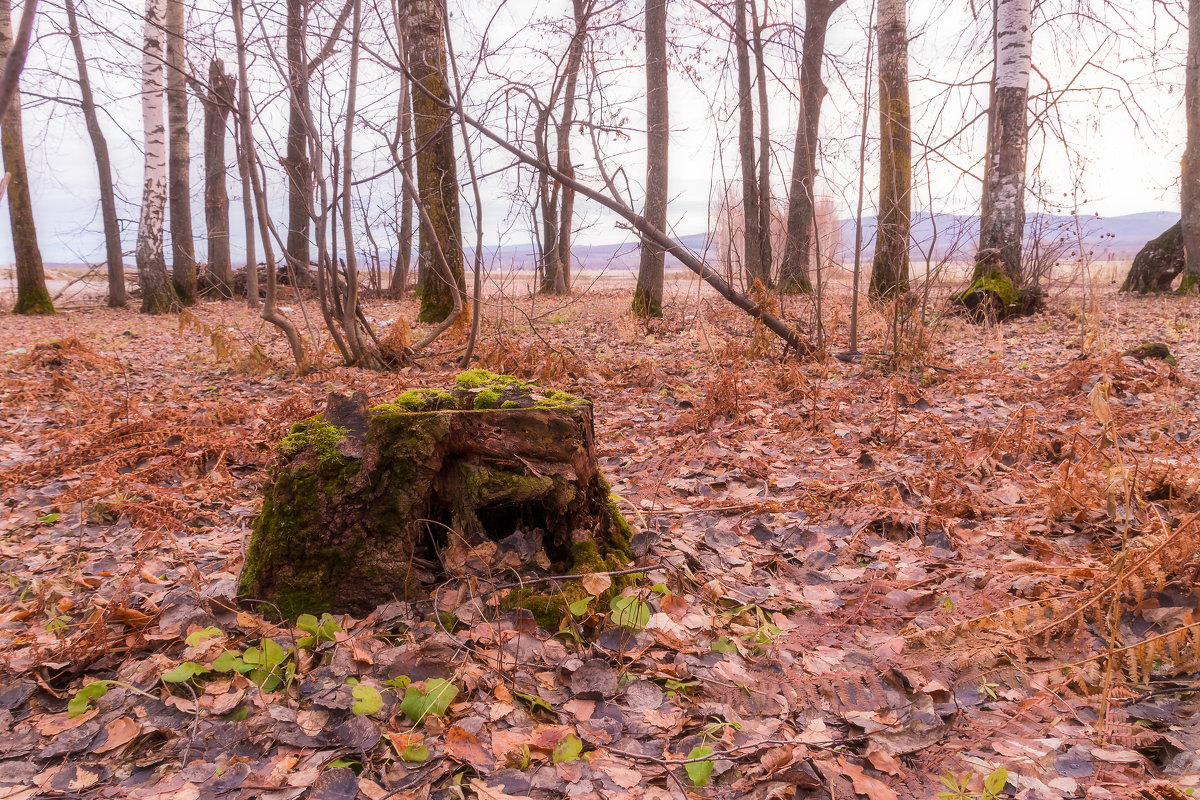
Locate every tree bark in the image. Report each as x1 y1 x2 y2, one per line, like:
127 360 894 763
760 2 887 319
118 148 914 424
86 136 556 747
284 0 311 278
200 58 235 297
751 0 772 285
136 0 177 314
406 0 467 324
1182 0 1200 293
976 0 1031 286
390 12 413 295
734 0 766 288
780 0 844 294
633 0 668 317
0 0 51 314
869 0 911 301
234 112 258 307
166 0 195 304
65 0 123 308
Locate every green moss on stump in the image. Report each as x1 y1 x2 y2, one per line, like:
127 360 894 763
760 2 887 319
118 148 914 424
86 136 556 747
388 388 456 412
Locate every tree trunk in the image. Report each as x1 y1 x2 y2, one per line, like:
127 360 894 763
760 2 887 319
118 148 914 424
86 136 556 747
407 0 467 324
340 0 375 365
65 0 124 308
284 0 311 278
235 112 258 307
201 58 235 297
780 0 844 294
1121 221 1185 293
391 14 413 295
734 0 765 288
976 0 1031 286
633 0 668 317
536 1 588 296
751 0 772 285
1182 0 1200 293
166 0 195 305
869 0 911 301
233 0 304 366
0 0 51 314
239 382 633 619
136 0 177 315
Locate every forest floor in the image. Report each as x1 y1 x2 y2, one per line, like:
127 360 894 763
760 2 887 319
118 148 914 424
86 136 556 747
0 278 1197 800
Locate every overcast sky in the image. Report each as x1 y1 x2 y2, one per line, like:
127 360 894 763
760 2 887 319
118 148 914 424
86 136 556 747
0 0 1183 265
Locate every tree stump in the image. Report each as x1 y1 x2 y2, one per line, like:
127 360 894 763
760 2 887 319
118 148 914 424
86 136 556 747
238 372 633 618
951 248 1044 321
1121 221 1184 293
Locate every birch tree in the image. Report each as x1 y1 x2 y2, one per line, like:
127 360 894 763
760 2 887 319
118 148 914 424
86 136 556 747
633 0 668 317
976 0 1031 286
1182 0 1200 293
779 0 845 294
0 0 52 314
869 0 911 301
136 0 178 314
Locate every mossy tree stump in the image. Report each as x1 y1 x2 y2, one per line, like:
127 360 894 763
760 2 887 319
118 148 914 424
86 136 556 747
1120 221 1185 294
239 372 633 618
951 248 1044 321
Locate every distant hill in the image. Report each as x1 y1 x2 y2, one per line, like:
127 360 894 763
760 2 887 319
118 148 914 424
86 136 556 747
469 211 1176 271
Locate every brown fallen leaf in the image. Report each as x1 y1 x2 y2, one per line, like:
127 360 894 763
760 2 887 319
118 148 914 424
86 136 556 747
469 778 530 800
445 725 497 772
866 745 905 777
836 757 899 800
91 715 140 754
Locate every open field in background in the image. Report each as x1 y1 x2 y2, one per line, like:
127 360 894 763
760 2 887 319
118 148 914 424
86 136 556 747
0 257 1137 314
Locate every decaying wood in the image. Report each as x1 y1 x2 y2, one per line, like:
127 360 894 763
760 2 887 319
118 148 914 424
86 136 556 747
240 383 632 617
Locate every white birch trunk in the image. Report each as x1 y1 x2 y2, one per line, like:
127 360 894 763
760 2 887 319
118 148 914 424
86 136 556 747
978 0 1031 285
136 0 176 313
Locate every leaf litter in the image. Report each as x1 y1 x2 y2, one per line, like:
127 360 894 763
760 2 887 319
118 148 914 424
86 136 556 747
0 290 1198 799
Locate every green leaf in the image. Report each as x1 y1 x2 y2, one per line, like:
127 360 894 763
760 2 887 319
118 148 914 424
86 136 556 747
399 678 458 724
568 596 594 618
609 595 650 630
685 745 714 787
212 650 251 674
710 636 737 653
513 690 553 715
327 758 360 770
401 744 430 763
552 734 583 764
351 684 383 716
68 681 110 717
651 583 671 595
983 767 1008 798
223 705 250 722
296 614 319 634
185 626 223 647
36 512 60 524
382 675 412 690
162 661 209 684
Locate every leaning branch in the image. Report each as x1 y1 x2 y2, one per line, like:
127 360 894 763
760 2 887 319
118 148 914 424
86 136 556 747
456 109 812 355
